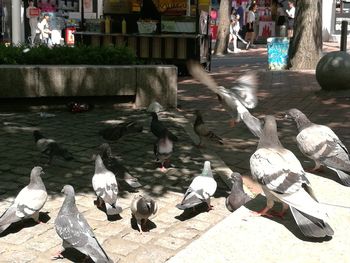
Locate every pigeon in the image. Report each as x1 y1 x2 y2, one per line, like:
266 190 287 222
225 172 252 212
154 129 174 172
33 130 73 163
99 121 143 141
193 110 223 146
54 185 114 262
130 194 158 234
95 143 142 189
92 155 122 215
176 161 217 211
0 166 47 234
147 101 164 113
250 115 334 238
150 112 178 142
187 60 262 138
285 108 350 186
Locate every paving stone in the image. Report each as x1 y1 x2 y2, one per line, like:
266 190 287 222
153 236 188 251
123 245 173 263
103 237 140 257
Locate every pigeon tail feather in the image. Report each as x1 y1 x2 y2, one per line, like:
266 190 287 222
105 203 122 215
290 207 334 238
328 167 350 186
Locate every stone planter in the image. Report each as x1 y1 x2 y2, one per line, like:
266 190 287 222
0 65 178 109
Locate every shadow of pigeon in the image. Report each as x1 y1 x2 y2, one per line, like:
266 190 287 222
93 199 123 222
246 194 333 243
130 216 157 233
0 211 50 237
59 247 93 263
174 203 210 221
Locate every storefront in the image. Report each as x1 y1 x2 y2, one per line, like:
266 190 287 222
74 0 212 72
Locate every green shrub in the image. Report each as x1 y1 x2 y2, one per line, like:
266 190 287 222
0 44 140 65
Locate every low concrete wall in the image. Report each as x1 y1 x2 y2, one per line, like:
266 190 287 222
0 65 177 108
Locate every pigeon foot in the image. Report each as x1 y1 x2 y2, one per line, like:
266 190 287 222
52 251 64 260
251 207 274 218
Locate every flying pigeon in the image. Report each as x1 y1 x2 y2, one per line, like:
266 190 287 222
150 112 178 142
176 161 217 211
187 60 262 138
99 121 143 141
92 155 122 215
95 143 142 189
286 108 350 186
33 130 73 163
0 166 47 234
225 172 252 212
154 129 174 172
54 185 114 262
250 115 334 238
130 194 158 234
193 110 223 147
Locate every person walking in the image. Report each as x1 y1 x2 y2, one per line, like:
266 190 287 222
37 13 52 46
228 14 250 53
245 3 257 49
26 1 40 45
286 0 295 38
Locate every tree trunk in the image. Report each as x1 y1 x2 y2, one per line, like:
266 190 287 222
288 0 322 69
214 0 231 55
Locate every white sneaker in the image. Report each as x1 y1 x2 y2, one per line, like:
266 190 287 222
233 49 241 53
227 49 235 53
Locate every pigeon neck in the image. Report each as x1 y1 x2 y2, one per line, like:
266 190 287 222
95 160 107 174
194 114 204 126
28 174 45 190
60 194 79 215
294 113 312 131
258 118 283 149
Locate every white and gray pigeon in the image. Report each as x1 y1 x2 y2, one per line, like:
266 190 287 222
194 110 223 147
286 108 350 186
225 172 252 212
0 166 47 234
130 194 158 234
154 129 174 172
176 161 217 211
33 130 73 163
187 60 262 138
95 143 142 189
54 185 114 263
250 115 334 238
92 155 122 215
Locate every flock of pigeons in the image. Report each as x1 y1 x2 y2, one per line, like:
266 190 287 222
187 60 350 239
0 61 349 262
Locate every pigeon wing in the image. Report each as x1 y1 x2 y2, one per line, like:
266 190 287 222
250 148 303 194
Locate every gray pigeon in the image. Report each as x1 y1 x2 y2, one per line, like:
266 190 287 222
54 185 114 263
187 60 262 138
286 108 350 186
130 194 158 234
225 172 252 212
150 112 178 142
176 161 217 211
250 115 334 238
33 130 73 163
154 129 174 172
95 143 142 189
93 155 122 215
194 110 223 147
0 166 47 234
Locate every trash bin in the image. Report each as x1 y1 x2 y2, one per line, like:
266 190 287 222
267 37 290 70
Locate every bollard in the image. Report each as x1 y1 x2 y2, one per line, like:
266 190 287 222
340 20 348 51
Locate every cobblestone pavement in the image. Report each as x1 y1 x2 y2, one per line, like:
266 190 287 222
1 42 349 263
0 107 232 263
